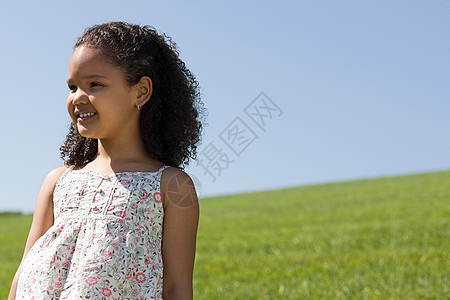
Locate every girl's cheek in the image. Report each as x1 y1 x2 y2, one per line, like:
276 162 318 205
66 97 75 118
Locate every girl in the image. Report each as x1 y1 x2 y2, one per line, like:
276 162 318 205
9 22 204 299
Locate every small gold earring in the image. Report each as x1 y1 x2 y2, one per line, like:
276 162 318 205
137 104 141 110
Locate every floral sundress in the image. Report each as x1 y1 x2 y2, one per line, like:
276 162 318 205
16 165 170 299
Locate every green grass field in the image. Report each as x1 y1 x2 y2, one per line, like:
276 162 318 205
1 171 449 299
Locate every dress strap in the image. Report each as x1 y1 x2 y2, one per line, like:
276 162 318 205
158 165 171 174
53 165 75 190
59 165 75 180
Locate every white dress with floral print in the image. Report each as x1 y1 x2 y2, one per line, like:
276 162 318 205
16 166 169 299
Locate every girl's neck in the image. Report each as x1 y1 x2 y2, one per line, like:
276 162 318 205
97 138 146 160
86 136 161 173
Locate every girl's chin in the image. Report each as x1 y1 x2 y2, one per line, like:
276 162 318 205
77 128 98 139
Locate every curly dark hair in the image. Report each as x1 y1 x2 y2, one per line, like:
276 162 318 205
60 22 205 169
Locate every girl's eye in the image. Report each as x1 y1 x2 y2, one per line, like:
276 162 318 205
90 82 103 88
68 85 77 92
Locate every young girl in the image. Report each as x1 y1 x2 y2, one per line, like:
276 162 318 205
9 22 204 299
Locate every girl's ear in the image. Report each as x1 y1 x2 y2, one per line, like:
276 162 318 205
135 76 153 109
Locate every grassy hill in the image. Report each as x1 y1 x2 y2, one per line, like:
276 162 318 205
1 170 449 299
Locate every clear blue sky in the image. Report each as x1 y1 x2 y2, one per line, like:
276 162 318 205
0 1 448 213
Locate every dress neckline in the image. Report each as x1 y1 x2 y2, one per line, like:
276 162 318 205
71 165 169 178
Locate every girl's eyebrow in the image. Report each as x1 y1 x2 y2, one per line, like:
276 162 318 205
67 74 108 84
84 74 108 79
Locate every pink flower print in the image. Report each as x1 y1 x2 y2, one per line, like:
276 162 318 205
102 288 112 297
120 211 126 218
107 204 115 211
137 225 145 236
121 179 131 185
102 249 112 257
131 204 138 209
153 192 162 203
125 269 132 279
136 272 146 283
113 243 119 250
45 255 56 264
132 173 138 179
139 191 148 200
86 277 97 285
55 282 62 288
43 234 50 243
131 289 140 297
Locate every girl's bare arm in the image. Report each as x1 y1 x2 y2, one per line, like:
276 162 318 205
161 168 199 300
8 166 67 300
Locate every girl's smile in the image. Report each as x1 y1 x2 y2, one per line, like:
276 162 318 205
75 111 97 122
75 112 96 122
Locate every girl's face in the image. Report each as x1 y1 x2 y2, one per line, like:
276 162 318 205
67 46 140 140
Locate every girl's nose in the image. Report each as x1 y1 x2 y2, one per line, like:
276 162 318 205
72 88 89 105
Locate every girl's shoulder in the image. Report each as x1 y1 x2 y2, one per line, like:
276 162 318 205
48 166 70 177
45 166 70 188
160 167 198 208
42 166 72 195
